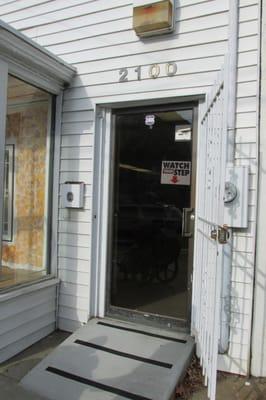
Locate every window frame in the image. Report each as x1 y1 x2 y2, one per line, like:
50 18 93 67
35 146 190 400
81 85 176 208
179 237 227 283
0 24 74 292
1 77 56 291
2 143 14 242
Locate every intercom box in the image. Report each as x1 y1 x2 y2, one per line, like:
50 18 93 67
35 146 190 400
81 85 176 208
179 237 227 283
223 166 249 228
62 182 84 209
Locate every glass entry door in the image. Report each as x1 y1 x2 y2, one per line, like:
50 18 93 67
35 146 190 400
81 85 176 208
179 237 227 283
107 105 196 329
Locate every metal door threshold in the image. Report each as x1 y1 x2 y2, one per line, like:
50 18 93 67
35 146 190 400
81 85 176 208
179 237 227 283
21 318 195 400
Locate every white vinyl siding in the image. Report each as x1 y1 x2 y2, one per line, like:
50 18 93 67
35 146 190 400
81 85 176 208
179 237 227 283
0 0 260 375
0 282 57 363
219 0 259 375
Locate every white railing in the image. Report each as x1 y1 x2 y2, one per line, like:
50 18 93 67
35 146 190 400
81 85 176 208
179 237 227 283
192 61 228 400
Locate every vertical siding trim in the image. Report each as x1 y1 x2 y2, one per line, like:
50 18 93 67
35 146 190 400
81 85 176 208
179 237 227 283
241 0 261 376
51 92 63 278
53 92 63 329
246 0 261 376
251 0 265 377
90 107 111 318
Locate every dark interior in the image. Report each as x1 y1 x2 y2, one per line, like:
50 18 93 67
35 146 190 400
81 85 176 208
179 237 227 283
110 107 193 321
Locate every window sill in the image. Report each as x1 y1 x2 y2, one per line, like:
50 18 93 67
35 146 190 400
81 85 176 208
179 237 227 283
0 276 60 302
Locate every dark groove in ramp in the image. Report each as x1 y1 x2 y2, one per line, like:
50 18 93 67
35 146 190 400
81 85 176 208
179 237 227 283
97 321 187 343
75 339 173 369
46 366 152 400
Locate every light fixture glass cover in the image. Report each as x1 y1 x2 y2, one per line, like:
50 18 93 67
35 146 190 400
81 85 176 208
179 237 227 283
133 0 174 37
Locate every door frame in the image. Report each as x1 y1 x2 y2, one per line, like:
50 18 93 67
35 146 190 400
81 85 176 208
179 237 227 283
90 98 200 331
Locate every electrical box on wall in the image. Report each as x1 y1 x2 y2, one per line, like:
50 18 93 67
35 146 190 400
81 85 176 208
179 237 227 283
133 0 175 37
62 182 85 209
223 166 249 228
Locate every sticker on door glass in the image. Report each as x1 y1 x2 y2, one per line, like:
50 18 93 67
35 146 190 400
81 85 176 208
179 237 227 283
161 161 191 185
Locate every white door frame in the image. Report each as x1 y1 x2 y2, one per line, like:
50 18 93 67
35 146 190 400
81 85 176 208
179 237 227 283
90 107 113 318
90 95 204 320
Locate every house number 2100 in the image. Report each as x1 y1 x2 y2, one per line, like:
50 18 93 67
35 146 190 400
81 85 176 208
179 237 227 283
119 62 177 82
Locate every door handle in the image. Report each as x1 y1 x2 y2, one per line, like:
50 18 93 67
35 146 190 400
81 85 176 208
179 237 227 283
182 208 194 238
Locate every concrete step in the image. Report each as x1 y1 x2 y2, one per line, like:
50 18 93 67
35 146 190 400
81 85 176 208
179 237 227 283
21 318 194 400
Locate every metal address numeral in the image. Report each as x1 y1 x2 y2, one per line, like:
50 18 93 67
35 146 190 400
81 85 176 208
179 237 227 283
119 63 177 82
119 67 128 82
134 66 141 80
149 64 160 79
166 62 177 76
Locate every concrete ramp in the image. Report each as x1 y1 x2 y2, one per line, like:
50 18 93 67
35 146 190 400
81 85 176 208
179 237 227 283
21 318 194 400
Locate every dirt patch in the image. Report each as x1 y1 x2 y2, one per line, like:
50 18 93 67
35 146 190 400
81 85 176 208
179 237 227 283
176 356 204 399
175 357 266 400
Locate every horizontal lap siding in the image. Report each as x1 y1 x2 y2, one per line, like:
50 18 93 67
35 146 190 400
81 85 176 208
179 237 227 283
0 0 259 375
0 285 57 363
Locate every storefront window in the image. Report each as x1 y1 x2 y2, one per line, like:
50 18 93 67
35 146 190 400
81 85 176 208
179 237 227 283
0 76 53 289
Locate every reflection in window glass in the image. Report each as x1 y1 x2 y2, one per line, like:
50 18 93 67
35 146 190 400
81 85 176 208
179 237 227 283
0 76 52 289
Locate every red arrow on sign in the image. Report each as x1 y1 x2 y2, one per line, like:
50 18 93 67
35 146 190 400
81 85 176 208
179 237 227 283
171 175 178 184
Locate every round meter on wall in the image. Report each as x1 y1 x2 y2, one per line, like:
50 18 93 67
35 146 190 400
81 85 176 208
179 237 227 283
224 181 238 203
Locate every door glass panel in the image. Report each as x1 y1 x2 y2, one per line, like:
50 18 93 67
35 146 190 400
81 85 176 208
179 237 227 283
110 108 193 321
0 76 52 290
